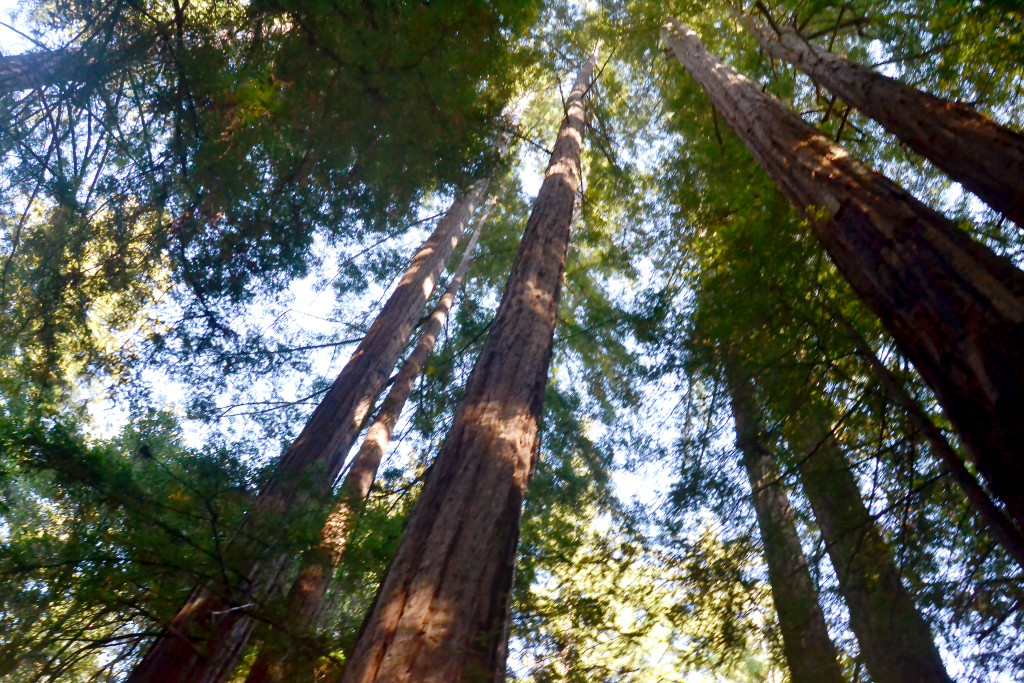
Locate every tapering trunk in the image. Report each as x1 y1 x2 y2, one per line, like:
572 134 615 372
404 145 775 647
244 213 489 683
731 10 1024 226
787 402 952 683
722 359 848 683
825 297 1024 568
663 20 1024 533
339 49 598 683
126 179 491 683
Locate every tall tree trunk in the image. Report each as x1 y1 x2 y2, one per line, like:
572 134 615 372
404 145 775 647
244 209 490 683
786 400 952 683
338 49 598 683
722 357 848 683
730 9 1024 226
126 179 492 683
823 296 1024 567
662 19 1024 533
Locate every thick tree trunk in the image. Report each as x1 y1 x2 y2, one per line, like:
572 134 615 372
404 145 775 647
787 402 952 683
338 49 598 683
722 359 848 683
126 179 491 683
244 212 490 683
824 297 1024 567
731 10 1024 226
663 19 1024 533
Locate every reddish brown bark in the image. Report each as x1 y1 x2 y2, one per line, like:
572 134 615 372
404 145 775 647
663 19 1024 535
787 401 952 683
126 180 491 683
244 214 490 683
732 10 1024 226
722 359 847 683
338 50 598 683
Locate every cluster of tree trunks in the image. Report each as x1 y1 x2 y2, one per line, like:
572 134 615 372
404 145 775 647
245 211 490 683
722 355 848 683
730 8 1024 226
127 178 492 683
43 11 1021 681
337 48 598 683
662 18 1024 538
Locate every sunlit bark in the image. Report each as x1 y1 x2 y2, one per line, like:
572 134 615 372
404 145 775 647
663 19 1024 534
126 179 491 683
731 9 1024 226
244 212 489 683
339 48 599 683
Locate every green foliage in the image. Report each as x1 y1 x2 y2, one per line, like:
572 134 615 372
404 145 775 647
2 0 1023 680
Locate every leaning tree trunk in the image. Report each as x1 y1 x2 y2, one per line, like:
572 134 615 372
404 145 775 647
338 48 598 683
126 179 491 683
244 211 490 683
786 400 953 683
662 19 1024 533
722 358 848 683
730 9 1024 226
823 296 1024 567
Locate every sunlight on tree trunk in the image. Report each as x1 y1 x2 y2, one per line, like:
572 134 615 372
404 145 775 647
662 18 1024 533
338 46 599 683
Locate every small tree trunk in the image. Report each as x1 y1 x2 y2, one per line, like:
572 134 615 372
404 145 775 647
244 211 490 683
126 179 491 683
731 9 1024 226
787 401 952 683
823 296 1024 567
339 48 598 683
662 19 1024 533
722 358 848 683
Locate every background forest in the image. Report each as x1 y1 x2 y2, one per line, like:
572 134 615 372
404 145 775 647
1 0 1022 681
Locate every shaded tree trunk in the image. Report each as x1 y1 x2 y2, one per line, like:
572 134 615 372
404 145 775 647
338 49 598 683
731 9 1024 226
0 50 92 92
786 401 952 683
244 210 490 683
663 19 1024 535
722 357 848 683
126 178 492 683
823 296 1024 567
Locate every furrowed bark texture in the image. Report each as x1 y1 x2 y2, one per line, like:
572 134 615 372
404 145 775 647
825 297 1024 567
733 10 1024 225
787 403 952 683
722 361 847 683
245 217 489 683
127 181 490 683
339 50 598 683
663 19 1024 530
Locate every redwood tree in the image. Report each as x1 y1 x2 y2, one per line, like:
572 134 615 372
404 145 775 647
662 19 1024 533
730 8 1024 226
126 178 492 683
338 49 599 683
722 356 847 683
785 398 953 683
245 212 490 683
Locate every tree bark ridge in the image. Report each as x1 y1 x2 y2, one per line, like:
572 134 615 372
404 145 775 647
338 48 599 683
662 18 1024 531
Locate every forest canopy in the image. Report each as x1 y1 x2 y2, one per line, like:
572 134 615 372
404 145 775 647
1 0 1022 681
